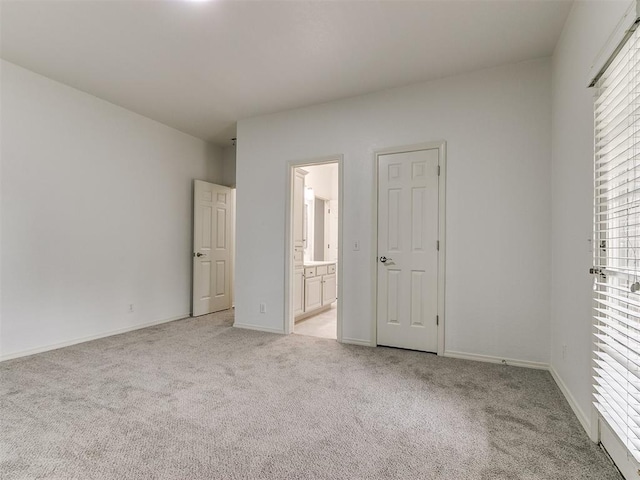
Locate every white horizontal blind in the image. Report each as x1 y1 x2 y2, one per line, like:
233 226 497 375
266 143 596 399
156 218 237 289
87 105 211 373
594 24 640 462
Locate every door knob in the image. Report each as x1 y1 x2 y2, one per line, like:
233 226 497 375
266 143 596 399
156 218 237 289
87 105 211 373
380 256 392 263
196 252 206 257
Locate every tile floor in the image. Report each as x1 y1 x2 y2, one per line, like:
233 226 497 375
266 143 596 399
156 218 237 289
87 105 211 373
294 303 337 339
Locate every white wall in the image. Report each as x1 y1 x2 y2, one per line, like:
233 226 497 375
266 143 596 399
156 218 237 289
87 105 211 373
304 163 338 201
0 60 223 358
550 0 633 430
303 163 339 262
222 145 237 187
236 58 552 362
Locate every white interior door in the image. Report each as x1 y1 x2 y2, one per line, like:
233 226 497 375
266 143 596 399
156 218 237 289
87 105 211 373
377 148 439 352
293 268 304 316
328 199 338 263
193 180 232 316
323 200 331 261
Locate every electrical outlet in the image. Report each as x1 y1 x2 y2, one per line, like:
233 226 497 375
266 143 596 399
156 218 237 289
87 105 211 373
260 303 266 314
562 344 567 360
128 304 134 313
353 240 360 251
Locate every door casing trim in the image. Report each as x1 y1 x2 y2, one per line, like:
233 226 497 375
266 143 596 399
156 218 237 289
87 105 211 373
372 141 446 355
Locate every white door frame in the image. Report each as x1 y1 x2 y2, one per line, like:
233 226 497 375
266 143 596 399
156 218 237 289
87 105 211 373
284 155 344 341
230 187 236 309
371 141 446 355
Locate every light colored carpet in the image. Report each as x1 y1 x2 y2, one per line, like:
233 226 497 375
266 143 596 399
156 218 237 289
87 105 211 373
0 310 621 480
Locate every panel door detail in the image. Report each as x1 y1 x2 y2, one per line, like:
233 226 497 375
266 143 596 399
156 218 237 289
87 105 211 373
377 149 439 352
193 180 232 316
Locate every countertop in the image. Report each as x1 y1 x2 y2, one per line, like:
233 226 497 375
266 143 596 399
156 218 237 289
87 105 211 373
303 260 336 267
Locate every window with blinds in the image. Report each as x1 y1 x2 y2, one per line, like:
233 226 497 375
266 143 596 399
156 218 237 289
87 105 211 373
593 24 640 461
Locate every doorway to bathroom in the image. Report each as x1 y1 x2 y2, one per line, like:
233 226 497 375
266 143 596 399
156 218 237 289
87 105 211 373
285 157 342 340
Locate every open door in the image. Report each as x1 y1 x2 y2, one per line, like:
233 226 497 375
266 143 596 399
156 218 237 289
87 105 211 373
192 180 232 316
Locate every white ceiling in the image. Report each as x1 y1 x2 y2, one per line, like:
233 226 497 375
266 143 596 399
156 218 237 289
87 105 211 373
0 0 573 146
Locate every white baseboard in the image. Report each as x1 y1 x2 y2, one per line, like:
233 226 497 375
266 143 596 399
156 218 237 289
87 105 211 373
0 313 190 362
233 322 285 335
443 350 550 370
549 365 591 436
341 337 374 347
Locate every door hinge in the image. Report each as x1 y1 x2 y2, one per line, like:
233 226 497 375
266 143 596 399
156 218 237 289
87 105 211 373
437 165 441 176
437 240 440 251
436 315 439 326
